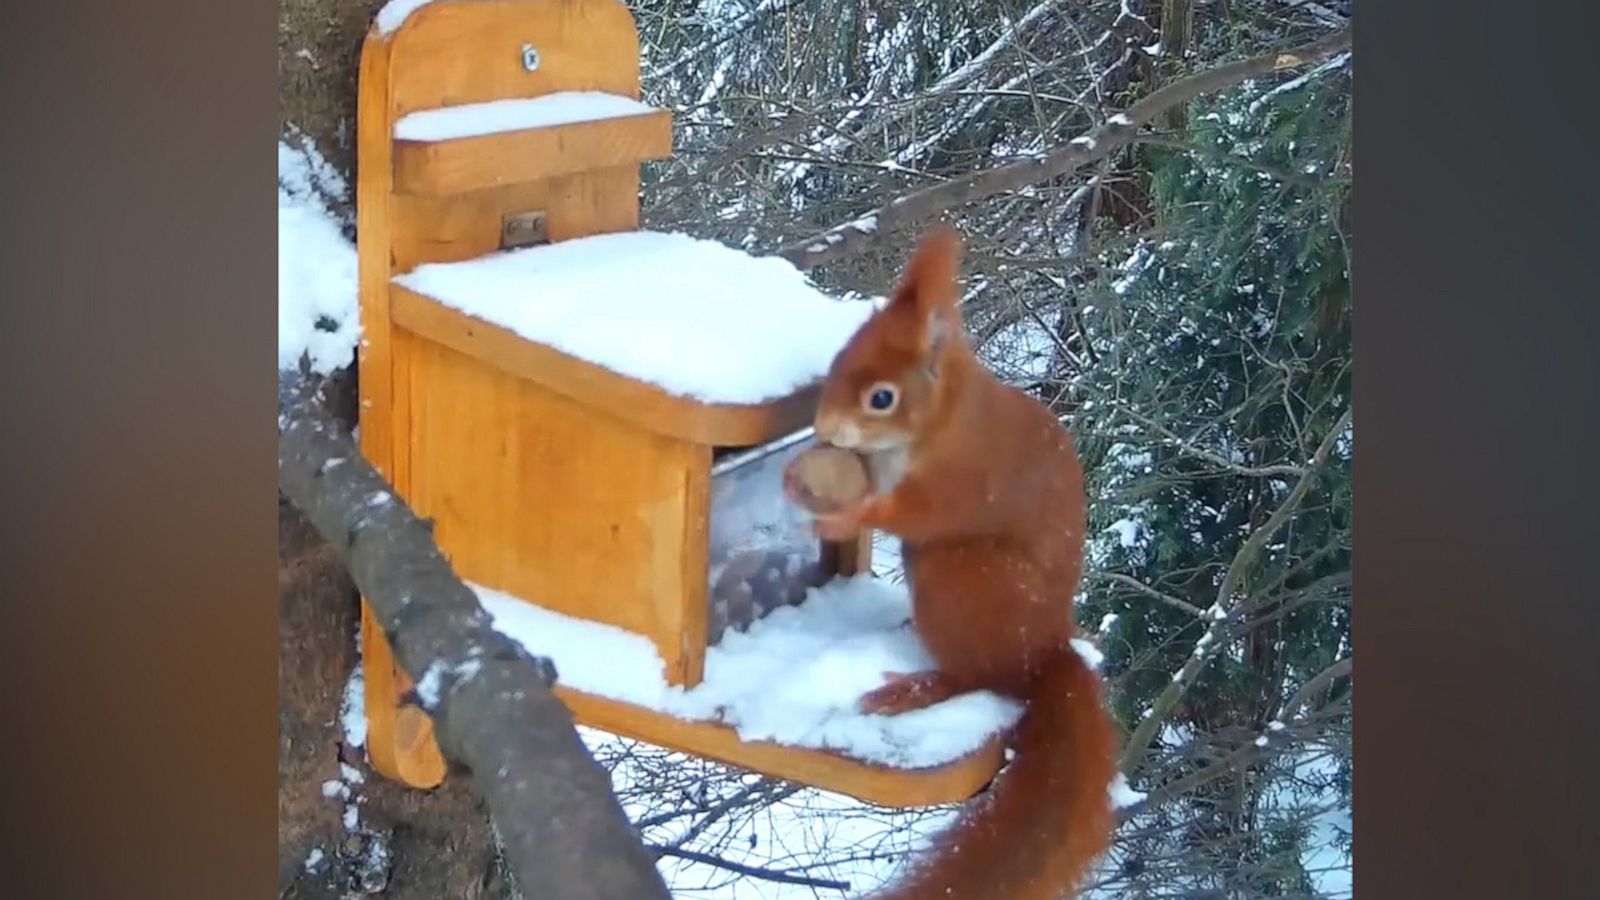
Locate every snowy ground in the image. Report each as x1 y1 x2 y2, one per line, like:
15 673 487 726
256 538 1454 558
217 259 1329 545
278 138 359 375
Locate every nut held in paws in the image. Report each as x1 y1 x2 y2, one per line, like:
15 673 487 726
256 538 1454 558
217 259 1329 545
782 445 871 514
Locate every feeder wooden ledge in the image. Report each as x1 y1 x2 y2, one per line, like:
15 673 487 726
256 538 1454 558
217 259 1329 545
472 575 1021 807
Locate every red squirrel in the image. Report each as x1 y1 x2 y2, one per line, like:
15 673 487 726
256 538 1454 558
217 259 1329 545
784 226 1118 900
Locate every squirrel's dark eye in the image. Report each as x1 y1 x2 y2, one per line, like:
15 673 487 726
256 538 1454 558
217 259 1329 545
867 386 897 412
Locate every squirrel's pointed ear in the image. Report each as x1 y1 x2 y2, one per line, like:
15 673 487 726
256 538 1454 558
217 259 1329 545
888 226 964 352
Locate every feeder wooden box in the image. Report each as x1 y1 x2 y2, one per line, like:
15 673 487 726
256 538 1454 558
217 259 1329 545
354 0 1004 807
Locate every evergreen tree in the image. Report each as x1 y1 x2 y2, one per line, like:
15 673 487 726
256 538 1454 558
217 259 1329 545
1071 57 1352 896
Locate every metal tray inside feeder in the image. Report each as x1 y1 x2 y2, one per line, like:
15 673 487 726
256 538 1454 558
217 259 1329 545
705 427 828 646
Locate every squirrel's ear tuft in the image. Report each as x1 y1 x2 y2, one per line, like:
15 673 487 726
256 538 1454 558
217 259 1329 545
888 225 964 353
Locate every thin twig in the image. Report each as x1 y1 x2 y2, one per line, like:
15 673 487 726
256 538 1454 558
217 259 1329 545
1089 571 1207 617
651 845 852 892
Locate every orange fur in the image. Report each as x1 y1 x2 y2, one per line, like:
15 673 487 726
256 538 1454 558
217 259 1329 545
806 226 1119 900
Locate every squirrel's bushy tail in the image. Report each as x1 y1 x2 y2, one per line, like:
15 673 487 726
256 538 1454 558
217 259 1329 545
872 647 1119 900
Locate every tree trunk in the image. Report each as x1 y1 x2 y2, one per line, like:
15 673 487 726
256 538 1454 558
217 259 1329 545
278 0 385 219
1159 0 1195 132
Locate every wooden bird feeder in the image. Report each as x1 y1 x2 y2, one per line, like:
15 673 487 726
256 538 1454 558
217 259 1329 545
353 0 1005 807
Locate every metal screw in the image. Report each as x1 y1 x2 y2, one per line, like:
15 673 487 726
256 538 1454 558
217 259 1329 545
521 44 540 72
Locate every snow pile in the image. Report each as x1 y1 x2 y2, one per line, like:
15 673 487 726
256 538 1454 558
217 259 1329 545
395 92 658 141
1069 637 1105 670
340 668 367 748
985 317 1059 385
279 140 359 374
471 591 669 709
475 574 1023 769
1108 772 1147 809
375 0 434 35
396 231 873 404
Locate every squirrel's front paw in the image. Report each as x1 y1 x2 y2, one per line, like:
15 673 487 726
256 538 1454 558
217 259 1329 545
858 671 959 715
811 511 862 542
811 494 886 541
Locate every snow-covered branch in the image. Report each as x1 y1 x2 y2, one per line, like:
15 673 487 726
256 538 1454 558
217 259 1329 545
1118 406 1352 774
1115 655 1351 820
778 27 1351 270
645 0 797 81
277 370 671 900
775 0 1073 185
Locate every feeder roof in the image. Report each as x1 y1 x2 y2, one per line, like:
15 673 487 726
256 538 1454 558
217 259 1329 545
395 231 873 404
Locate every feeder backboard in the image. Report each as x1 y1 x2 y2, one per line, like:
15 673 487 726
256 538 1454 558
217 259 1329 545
354 0 1004 807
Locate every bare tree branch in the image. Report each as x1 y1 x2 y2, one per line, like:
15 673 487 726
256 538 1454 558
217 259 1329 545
1119 406 1352 773
1114 402 1312 477
667 782 803 850
1278 0 1351 27
1090 570 1207 617
778 27 1352 269
1281 656 1353 719
1211 407 1352 615
821 0 1074 166
651 844 852 892
277 371 671 900
1116 659 1351 821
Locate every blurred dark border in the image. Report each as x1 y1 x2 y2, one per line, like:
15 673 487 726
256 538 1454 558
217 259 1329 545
1357 1 1599 898
0 1 277 896
0 1 1595 897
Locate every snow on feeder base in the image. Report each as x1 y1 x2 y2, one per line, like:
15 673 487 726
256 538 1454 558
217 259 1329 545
354 0 1007 806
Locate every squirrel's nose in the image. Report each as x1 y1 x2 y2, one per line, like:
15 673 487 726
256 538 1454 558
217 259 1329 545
815 412 838 445
816 414 860 449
